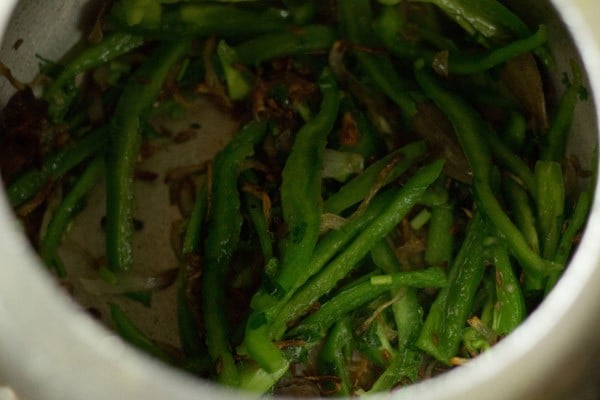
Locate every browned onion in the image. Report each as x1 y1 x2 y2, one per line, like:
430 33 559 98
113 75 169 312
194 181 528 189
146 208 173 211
501 52 549 133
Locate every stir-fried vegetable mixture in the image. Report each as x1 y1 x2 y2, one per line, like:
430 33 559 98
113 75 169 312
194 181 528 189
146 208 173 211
0 0 594 396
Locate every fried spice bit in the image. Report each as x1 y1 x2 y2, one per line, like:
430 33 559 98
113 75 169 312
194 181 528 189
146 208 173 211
339 112 360 147
0 89 48 182
134 169 159 182
449 357 469 366
12 38 23 51
241 182 273 227
16 181 53 218
195 37 233 111
87 307 102 320
15 182 53 243
250 67 317 133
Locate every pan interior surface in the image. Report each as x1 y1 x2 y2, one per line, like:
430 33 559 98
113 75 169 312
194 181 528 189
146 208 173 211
0 1 599 400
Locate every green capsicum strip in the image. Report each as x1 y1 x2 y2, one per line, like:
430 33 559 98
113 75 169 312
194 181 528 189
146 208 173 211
369 349 422 392
370 240 424 351
267 68 340 302
534 161 565 260
105 41 189 273
555 190 591 266
540 61 583 162
546 189 592 292
412 0 553 67
417 212 491 363
503 176 540 255
492 242 526 335
485 129 536 197
178 179 208 360
234 25 337 66
324 141 427 215
7 126 107 208
109 4 290 40
202 120 267 386
318 318 353 396
182 180 208 256
338 0 417 118
242 180 274 264
380 284 424 389
373 5 437 63
375 6 547 75
424 196 455 267
44 33 144 122
445 25 548 75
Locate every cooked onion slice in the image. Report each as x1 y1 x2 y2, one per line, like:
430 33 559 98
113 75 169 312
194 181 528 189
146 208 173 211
80 268 178 295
